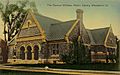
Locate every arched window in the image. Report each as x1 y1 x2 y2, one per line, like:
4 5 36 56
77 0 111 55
27 46 32 60
20 46 25 60
34 45 39 60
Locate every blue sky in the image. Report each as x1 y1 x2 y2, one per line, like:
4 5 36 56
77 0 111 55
0 0 120 39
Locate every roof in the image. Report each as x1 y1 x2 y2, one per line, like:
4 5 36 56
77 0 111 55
35 13 61 40
48 20 77 40
87 27 109 45
34 13 76 40
87 29 95 45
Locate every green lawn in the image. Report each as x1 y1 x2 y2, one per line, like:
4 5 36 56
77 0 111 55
6 63 120 71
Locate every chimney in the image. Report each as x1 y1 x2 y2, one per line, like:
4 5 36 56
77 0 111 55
76 9 83 21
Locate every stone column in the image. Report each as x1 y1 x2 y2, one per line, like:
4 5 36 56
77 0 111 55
31 46 34 60
24 50 27 60
32 50 34 60
17 50 20 59
38 44 41 63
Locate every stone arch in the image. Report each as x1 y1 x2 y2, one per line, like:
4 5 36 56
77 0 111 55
27 45 32 60
34 45 39 60
20 46 25 60
33 43 41 60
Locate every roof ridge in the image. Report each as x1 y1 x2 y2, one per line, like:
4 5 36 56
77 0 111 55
34 13 61 22
88 27 110 31
51 19 76 25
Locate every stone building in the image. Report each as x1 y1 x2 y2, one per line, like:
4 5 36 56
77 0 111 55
7 9 117 64
87 27 117 63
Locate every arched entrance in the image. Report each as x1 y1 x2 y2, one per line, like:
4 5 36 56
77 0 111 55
20 46 25 60
27 46 32 60
34 45 39 60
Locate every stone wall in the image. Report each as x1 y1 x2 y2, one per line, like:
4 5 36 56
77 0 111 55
106 28 117 47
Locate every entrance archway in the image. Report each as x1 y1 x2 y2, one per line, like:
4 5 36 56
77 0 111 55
20 46 25 60
34 45 39 60
27 46 32 60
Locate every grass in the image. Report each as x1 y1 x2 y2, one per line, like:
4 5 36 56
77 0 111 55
6 63 120 71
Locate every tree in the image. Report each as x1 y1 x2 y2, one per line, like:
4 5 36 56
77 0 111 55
60 49 75 64
60 37 88 64
73 38 88 64
77 39 86 63
0 0 29 41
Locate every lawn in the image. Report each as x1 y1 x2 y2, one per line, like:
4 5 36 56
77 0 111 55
6 63 120 71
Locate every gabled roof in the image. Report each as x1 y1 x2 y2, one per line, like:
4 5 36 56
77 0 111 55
34 13 61 40
87 29 95 45
48 20 77 40
87 27 109 45
34 13 77 41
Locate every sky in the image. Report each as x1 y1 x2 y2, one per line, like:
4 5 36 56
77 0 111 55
0 0 120 39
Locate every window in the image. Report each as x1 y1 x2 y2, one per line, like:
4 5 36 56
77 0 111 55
52 50 59 55
52 44 59 55
27 46 32 50
20 46 25 60
20 46 25 50
27 46 32 60
53 50 56 55
34 45 39 60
